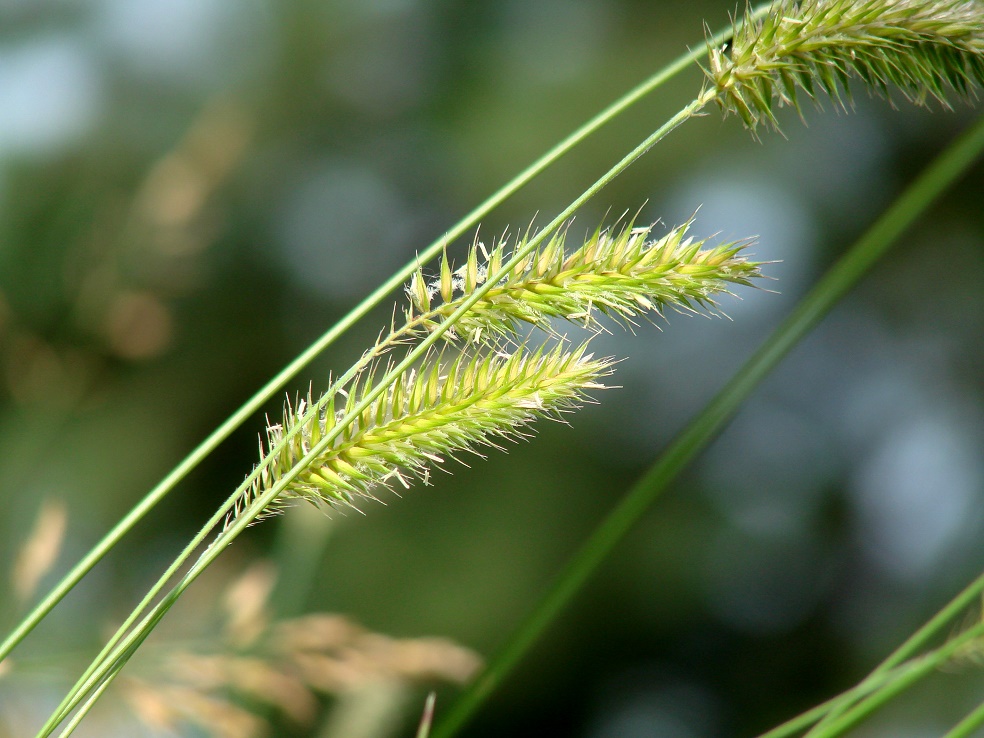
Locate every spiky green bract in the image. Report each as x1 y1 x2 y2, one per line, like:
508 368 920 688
709 0 984 133
406 219 761 343
239 343 610 516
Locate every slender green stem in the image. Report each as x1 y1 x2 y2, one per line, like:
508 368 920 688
39 88 719 737
55 672 115 738
754 671 900 738
871 571 984 674
54 600 168 738
38 505 235 733
755 657 939 738
804 570 984 736
755 697 845 738
807 621 984 738
432 113 984 738
0 7 768 668
759 569 984 738
941 699 984 738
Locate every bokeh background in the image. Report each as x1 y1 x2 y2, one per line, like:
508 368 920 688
1 0 983 736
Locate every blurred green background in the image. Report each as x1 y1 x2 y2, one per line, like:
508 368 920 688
1 0 983 736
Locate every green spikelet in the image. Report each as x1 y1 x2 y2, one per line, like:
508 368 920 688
709 0 984 133
241 343 612 516
406 217 762 342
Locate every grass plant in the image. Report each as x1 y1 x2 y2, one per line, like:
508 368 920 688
3 1 984 736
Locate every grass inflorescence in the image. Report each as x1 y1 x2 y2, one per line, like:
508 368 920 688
406 218 761 343
19 3 984 736
236 217 763 520
245 343 612 516
709 0 984 132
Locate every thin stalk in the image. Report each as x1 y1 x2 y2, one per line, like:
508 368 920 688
806 621 984 738
39 90 719 737
54 672 115 738
755 673 897 738
432 112 984 738
755 697 846 738
804 569 984 736
0 7 770 667
54 593 170 738
758 569 984 738
871 571 984 673
754 658 935 738
941 699 984 738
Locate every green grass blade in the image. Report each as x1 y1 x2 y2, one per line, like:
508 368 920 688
432 112 984 738
803 568 984 735
755 658 939 738
805 621 984 738
759 569 984 737
941 699 984 738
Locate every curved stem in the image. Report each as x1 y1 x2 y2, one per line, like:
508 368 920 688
431 112 984 738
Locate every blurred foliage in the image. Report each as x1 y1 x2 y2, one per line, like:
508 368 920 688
1 1 983 736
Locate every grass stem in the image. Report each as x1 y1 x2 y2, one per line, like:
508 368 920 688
941 699 984 738
805 621 984 738
803 569 984 735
